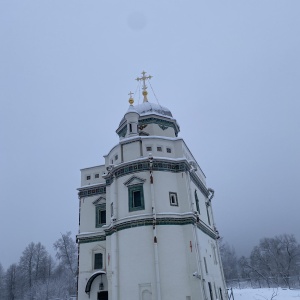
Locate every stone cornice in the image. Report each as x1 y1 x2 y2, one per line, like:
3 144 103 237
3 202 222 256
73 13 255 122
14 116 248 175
76 232 106 244
76 213 217 244
78 184 106 198
78 158 209 198
103 158 209 197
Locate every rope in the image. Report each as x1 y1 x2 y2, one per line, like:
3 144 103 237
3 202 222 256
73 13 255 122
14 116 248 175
147 79 161 107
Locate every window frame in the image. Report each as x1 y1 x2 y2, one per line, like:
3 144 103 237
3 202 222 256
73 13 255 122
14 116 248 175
111 203 114 217
206 203 211 225
169 192 178 206
95 204 106 228
94 253 103 270
166 147 172 153
195 190 200 214
128 185 145 212
204 257 208 274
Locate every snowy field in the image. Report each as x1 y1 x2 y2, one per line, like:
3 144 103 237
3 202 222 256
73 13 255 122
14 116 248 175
233 288 300 300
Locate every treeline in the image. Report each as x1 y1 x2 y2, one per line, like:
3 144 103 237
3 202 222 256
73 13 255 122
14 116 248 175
219 234 300 289
0 232 77 300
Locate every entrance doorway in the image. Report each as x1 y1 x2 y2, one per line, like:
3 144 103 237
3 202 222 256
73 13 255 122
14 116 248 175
98 291 108 300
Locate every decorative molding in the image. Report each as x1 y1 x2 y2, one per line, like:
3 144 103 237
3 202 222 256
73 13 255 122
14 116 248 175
117 117 180 137
92 196 106 205
138 124 148 130
123 175 146 186
77 214 217 244
159 124 168 130
106 160 189 185
77 234 106 244
139 117 179 136
78 185 106 198
103 215 217 240
79 160 208 199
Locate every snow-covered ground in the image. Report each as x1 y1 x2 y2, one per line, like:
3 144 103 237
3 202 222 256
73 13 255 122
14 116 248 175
233 288 300 300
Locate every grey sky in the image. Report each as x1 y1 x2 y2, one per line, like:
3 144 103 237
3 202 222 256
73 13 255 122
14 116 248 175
0 1 299 269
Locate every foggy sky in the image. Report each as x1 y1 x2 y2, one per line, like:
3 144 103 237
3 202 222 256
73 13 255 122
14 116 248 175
0 0 299 269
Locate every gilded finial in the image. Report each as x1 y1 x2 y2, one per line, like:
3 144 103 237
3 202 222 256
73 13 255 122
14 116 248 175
136 71 152 102
128 91 134 105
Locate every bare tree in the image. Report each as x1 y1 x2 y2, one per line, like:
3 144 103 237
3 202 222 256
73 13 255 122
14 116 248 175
53 232 78 296
219 238 239 280
245 234 300 288
53 232 77 277
34 242 49 283
5 264 18 300
18 242 51 299
0 263 5 300
19 242 36 296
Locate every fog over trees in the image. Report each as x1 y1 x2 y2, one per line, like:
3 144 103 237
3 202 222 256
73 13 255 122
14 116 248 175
0 232 77 300
220 234 300 289
2 232 300 299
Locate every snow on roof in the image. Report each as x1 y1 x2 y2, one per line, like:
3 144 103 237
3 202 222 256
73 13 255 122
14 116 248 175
118 101 174 127
134 101 173 118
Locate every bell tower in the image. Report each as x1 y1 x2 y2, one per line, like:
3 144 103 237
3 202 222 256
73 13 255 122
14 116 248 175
76 72 226 300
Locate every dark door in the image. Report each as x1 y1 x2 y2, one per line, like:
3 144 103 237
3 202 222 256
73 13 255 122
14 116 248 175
98 291 108 300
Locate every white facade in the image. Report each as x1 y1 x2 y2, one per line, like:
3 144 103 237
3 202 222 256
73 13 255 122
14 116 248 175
77 77 226 300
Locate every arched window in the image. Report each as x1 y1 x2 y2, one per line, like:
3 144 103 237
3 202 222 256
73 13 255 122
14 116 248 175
194 190 200 214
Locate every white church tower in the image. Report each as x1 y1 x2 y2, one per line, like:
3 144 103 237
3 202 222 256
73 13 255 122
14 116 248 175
77 72 226 300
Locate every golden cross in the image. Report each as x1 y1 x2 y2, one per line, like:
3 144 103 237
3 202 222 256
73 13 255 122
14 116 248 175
136 71 152 102
128 91 134 105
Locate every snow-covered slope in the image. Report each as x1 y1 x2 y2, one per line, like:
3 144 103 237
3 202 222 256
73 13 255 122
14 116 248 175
233 288 300 300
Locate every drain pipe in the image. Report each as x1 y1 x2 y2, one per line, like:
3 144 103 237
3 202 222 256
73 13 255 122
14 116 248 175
149 154 162 300
207 188 227 292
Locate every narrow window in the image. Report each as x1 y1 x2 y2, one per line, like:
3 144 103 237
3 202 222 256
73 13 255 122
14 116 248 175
94 253 103 269
133 190 142 207
208 282 214 300
195 190 200 213
212 245 217 264
96 204 106 227
157 146 162 152
95 173 99 179
219 288 223 300
146 146 152 151
115 154 118 160
206 203 211 225
86 175 91 180
111 203 114 217
214 283 218 299
129 123 133 133
128 185 145 212
204 257 208 274
169 192 178 206
166 147 172 153
111 159 113 164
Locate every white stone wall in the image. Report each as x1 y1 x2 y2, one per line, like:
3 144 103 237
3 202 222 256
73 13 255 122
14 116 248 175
77 110 226 300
